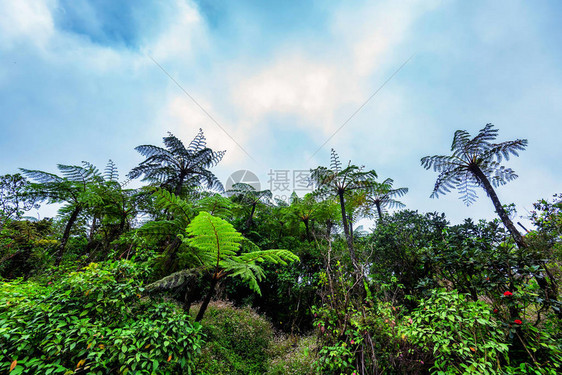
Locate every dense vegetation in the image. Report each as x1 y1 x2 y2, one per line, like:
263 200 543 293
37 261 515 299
1 125 560 374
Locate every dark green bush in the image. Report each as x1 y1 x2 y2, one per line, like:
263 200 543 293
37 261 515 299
0 260 202 374
194 301 274 375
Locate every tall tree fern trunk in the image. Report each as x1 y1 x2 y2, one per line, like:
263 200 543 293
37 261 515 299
471 166 524 247
195 275 219 322
338 190 358 270
246 202 257 228
376 201 383 221
163 237 183 272
56 206 81 266
303 218 310 242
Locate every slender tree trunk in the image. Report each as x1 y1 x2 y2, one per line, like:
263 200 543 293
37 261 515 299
471 166 525 248
246 203 256 228
338 190 358 270
56 206 82 266
163 236 183 272
175 172 186 196
89 215 98 242
375 201 383 221
195 275 219 322
303 218 310 242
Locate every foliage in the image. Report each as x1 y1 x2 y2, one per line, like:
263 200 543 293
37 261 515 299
0 261 202 374
266 334 318 375
402 288 508 374
2 127 562 375
128 129 225 195
421 123 527 247
194 301 275 375
0 174 39 230
184 211 299 295
364 177 408 220
420 123 527 204
0 219 56 279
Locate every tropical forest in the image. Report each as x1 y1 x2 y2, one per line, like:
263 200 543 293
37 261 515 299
1 124 561 374
2 1 562 374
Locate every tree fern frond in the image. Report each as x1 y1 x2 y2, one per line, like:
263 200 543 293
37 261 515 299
187 128 207 152
483 139 528 163
330 149 342 173
152 189 195 220
163 133 188 157
104 159 119 182
430 168 463 198
133 145 173 159
145 268 201 292
235 249 300 265
196 194 235 218
185 212 243 261
219 259 265 293
20 169 64 184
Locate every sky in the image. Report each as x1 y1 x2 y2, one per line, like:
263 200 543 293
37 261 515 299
1 0 561 228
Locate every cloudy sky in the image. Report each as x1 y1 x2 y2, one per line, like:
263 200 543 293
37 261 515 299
1 0 561 226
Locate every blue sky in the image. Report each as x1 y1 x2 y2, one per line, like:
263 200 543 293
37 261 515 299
1 0 561 226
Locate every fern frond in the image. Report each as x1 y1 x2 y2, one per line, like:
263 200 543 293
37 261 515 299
236 249 300 265
185 212 243 262
104 160 119 182
163 133 188 157
196 194 235 218
145 268 201 292
187 128 207 152
330 149 342 173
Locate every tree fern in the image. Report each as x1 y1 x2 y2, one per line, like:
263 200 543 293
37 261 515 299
183 211 299 321
421 123 527 247
128 130 225 195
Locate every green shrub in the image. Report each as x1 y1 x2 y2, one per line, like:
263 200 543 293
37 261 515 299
0 260 202 374
194 301 275 375
402 288 508 374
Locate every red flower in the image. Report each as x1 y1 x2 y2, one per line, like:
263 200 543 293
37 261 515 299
350 340 355 345
514 319 523 325
493 309 499 313
503 291 513 297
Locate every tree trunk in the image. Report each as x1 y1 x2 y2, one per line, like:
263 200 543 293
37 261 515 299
88 215 98 242
175 171 186 196
195 275 219 322
471 166 525 248
338 190 358 270
303 218 310 242
56 206 82 266
163 236 183 272
246 203 256 228
375 201 383 221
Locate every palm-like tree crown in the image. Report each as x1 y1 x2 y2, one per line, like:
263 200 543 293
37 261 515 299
128 129 225 195
421 123 527 205
365 178 408 219
311 149 377 196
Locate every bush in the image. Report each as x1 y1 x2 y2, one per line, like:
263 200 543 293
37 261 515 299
402 288 508 374
0 260 202 374
266 334 317 375
194 301 275 375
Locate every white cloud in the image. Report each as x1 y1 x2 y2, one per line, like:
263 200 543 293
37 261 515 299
227 0 439 142
0 0 55 50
